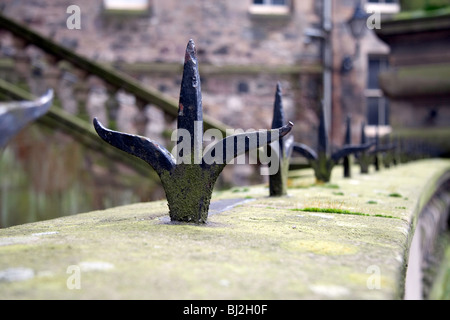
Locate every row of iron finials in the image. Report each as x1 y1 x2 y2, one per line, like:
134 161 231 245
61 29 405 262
0 40 415 224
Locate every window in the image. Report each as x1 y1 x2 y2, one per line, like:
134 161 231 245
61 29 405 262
103 0 150 14
367 97 389 126
367 55 389 90
249 0 290 16
366 55 390 126
365 0 400 15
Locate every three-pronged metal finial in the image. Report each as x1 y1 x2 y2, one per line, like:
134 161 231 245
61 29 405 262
357 124 395 173
94 40 293 223
269 83 294 196
0 89 54 150
343 114 356 178
372 127 396 171
380 134 397 168
292 104 373 183
358 121 371 174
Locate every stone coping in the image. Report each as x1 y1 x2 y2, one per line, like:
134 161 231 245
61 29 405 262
0 159 449 299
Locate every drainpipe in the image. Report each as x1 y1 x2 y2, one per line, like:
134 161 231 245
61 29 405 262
322 0 333 147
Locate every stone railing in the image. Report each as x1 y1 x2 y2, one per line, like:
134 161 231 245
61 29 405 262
0 159 448 300
0 78 156 178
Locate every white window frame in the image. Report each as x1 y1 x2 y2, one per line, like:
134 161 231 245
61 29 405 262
365 54 391 136
249 0 290 16
364 0 400 15
103 0 150 13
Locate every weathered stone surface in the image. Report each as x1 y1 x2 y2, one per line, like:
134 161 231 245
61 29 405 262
0 159 448 299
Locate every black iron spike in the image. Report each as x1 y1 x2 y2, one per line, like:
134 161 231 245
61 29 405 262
268 82 294 196
93 119 176 175
0 89 53 150
373 126 381 171
371 126 396 171
293 104 372 183
94 40 293 223
361 121 367 144
177 39 203 164
317 103 328 156
343 114 352 178
392 135 401 165
345 114 352 146
358 121 371 174
358 123 397 173
377 132 397 169
331 117 374 165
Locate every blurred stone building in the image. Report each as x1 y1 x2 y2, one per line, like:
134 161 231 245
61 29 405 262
0 0 400 147
0 0 406 225
374 0 450 156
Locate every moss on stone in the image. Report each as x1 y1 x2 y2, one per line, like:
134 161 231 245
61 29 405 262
0 159 448 299
389 193 403 198
160 164 219 223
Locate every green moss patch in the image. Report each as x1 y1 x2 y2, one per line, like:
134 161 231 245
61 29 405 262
292 206 401 220
388 193 403 198
291 207 369 216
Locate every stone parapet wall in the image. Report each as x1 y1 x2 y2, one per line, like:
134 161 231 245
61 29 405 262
0 159 449 299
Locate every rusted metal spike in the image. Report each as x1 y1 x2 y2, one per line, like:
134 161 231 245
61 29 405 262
373 128 381 171
0 89 53 149
376 134 396 154
93 40 293 223
292 142 318 160
345 114 352 145
381 134 396 168
93 118 176 175
292 102 332 183
358 121 372 174
202 122 293 170
361 121 367 144
317 104 328 155
343 115 352 177
331 116 374 164
392 136 401 165
293 104 372 183
268 83 294 196
331 143 373 163
372 129 396 170
271 82 286 155
177 39 203 163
